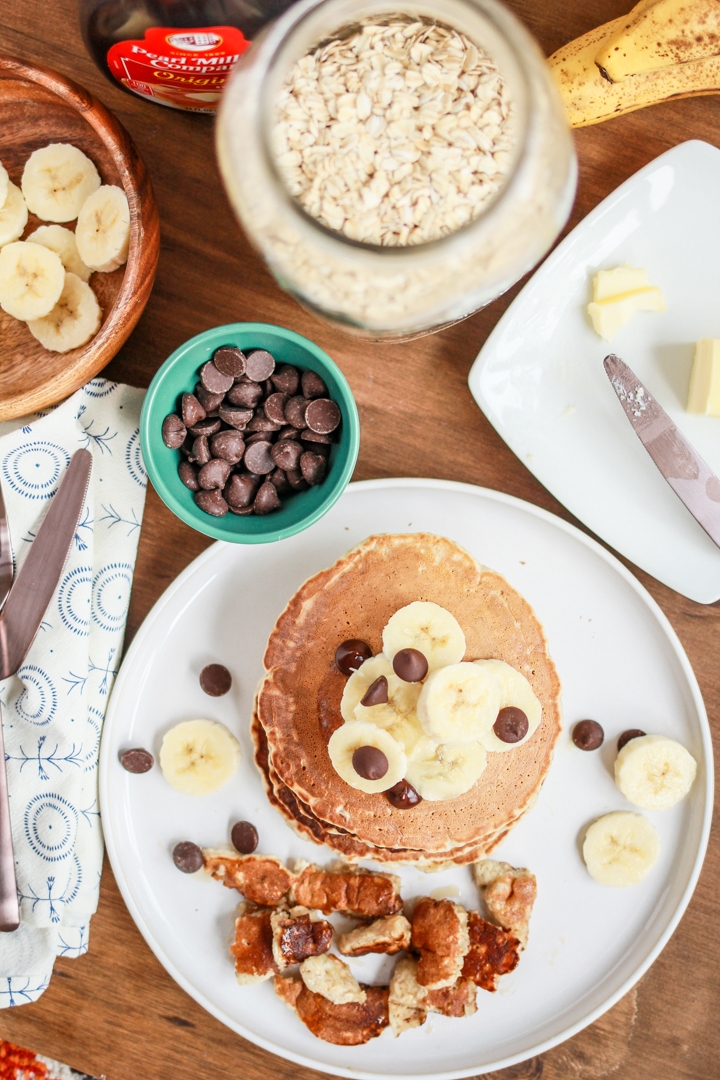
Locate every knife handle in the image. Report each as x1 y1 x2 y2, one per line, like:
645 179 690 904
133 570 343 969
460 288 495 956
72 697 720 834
0 707 19 932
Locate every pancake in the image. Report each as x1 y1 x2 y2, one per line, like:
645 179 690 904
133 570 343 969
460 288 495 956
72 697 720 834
256 534 562 863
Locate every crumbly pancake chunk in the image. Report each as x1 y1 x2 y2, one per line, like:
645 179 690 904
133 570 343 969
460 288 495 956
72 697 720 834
270 906 334 970
473 859 537 948
411 897 470 989
461 911 520 991
300 954 366 1004
291 861 403 917
388 957 476 1037
274 975 389 1045
203 849 295 906
230 903 277 985
339 913 411 956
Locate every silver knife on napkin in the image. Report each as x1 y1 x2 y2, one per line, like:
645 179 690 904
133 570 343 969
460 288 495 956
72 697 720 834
0 448 92 931
604 354 720 549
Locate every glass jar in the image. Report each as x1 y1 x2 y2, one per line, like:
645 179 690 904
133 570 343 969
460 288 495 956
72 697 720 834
216 0 576 338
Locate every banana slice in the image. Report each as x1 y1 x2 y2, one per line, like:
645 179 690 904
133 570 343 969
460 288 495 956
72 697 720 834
342 654 425 757
340 654 395 722
417 661 501 744
614 733 696 810
583 811 660 887
382 601 465 672
22 143 100 222
75 185 130 272
0 241 65 320
0 162 9 211
327 720 407 794
27 272 101 353
0 182 29 247
406 735 486 801
27 224 92 282
159 718 241 796
473 659 542 753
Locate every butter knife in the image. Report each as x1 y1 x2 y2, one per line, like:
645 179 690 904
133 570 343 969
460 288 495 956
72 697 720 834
604 354 720 550
0 448 92 932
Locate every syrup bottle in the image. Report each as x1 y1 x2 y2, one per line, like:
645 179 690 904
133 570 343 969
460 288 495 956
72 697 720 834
80 0 297 113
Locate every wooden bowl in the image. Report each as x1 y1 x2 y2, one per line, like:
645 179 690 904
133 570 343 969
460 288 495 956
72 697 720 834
0 55 160 420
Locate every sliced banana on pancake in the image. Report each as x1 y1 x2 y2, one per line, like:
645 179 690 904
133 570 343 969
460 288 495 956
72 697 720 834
418 661 500 744
0 182 27 246
22 143 100 222
614 734 696 810
406 735 486 801
27 224 92 282
473 659 542 753
160 718 241 796
382 601 465 672
0 241 65 320
328 720 407 794
76 184 130 272
583 811 660 887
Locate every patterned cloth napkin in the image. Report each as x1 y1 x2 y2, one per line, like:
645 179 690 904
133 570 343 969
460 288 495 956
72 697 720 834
0 378 147 1007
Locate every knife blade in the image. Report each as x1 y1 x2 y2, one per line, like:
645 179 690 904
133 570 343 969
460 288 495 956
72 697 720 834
0 449 92 679
604 354 720 549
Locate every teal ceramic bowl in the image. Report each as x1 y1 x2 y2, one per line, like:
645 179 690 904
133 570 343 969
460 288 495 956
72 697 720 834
140 323 360 543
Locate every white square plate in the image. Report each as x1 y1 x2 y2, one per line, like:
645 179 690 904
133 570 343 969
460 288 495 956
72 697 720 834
468 140 720 604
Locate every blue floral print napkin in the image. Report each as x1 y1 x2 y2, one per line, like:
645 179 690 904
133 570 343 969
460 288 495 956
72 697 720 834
0 378 147 1007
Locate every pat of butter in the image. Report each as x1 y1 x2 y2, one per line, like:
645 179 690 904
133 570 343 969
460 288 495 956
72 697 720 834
593 266 650 301
687 338 720 416
587 287 665 342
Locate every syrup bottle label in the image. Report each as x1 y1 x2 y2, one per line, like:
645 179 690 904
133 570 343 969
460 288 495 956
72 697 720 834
106 26 250 112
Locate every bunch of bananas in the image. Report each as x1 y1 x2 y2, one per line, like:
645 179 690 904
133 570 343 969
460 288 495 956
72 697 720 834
548 0 720 127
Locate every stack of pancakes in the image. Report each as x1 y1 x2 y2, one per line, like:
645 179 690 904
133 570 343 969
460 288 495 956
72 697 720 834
252 534 562 867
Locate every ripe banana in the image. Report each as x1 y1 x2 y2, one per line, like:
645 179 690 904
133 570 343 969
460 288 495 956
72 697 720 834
0 241 65 320
405 735 486 801
417 661 500 744
0 183 28 247
473 659 542 753
341 654 420 723
76 185 131 273
548 0 720 128
614 733 696 809
159 718 241 796
27 272 101 353
22 143 100 222
27 224 92 283
382 601 466 673
583 810 660 886
0 161 8 211
327 719 407 794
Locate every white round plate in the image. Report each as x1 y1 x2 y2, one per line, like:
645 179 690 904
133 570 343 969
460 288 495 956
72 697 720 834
100 479 712 1080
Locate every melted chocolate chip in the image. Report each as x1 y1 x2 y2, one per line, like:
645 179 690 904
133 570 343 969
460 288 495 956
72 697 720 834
386 779 422 809
335 639 372 676
352 745 388 780
392 648 428 683
172 841 204 873
493 707 529 744
360 676 388 707
199 663 232 697
119 748 154 773
231 820 259 854
617 728 646 752
572 719 605 751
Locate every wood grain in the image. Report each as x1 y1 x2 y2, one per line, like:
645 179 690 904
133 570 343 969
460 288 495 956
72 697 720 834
0 56 159 419
0 2 719 1079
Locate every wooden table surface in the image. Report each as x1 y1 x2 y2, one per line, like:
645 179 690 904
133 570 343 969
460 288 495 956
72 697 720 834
0 1 718 1077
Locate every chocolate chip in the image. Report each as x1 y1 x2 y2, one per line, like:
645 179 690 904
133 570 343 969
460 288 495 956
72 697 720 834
300 451 326 486
285 395 309 429
195 383 225 412
352 745 388 780
285 468 308 491
278 426 301 441
386 779 422 809
213 346 246 379
188 435 211 465
245 349 276 382
269 468 291 495
245 431 271 445
227 382 263 408
187 417 221 438
263 378 274 397
178 461 200 491
198 458 232 489
231 820 259 854
392 648 428 682
244 441 275 475
618 728 646 752
200 360 234 394
572 719 604 751
271 439 303 471
361 676 388 706
271 364 300 396
493 707 529 743
219 406 253 430
199 663 232 696
246 414 283 432
301 370 328 399
300 428 332 444
120 747 154 773
305 398 341 435
224 473 258 508
335 639 372 675
172 841 204 873
162 414 186 448
229 505 255 515
210 430 245 464
194 489 228 516
181 393 206 427
254 481 282 515
265 392 289 424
